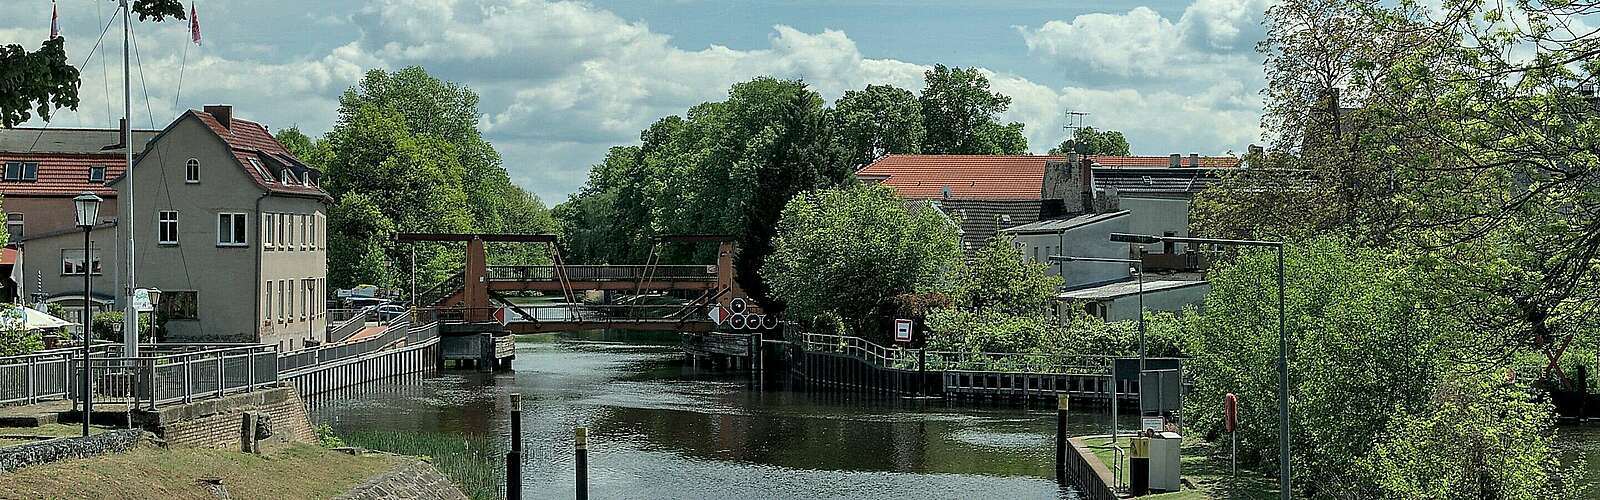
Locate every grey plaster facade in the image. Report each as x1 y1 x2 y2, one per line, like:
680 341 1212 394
116 108 329 350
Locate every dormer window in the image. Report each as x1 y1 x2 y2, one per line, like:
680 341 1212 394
4 162 38 182
185 158 200 183
248 158 268 179
89 165 106 183
301 171 312 186
281 169 294 185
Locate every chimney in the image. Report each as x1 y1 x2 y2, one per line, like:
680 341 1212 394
1168 154 1181 168
117 118 128 147
1189 153 1201 168
204 105 233 130
1040 157 1087 219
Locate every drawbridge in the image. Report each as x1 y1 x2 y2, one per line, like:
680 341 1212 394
398 233 739 333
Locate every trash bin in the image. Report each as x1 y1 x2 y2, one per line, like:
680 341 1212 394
1148 431 1183 492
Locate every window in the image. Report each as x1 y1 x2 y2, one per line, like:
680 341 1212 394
6 213 22 241
217 213 247 246
287 282 296 322
309 216 317 250
248 158 269 179
62 248 101 275
158 211 179 244
89 165 106 183
278 280 286 323
302 171 312 186
277 215 285 250
282 169 294 185
263 214 274 249
3 162 36 181
161 291 199 320
264 281 273 325
185 158 200 183
302 279 310 320
300 215 309 250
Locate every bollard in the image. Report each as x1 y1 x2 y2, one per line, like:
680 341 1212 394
1055 395 1069 482
1129 436 1150 496
506 393 522 500
575 427 589 500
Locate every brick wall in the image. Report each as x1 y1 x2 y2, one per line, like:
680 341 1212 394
337 460 468 500
147 386 316 449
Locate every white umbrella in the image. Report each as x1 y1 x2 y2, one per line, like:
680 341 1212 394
0 306 73 331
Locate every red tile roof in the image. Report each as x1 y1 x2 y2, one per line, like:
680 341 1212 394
188 110 328 199
855 154 1240 200
0 153 126 197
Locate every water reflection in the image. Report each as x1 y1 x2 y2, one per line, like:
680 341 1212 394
312 332 1141 499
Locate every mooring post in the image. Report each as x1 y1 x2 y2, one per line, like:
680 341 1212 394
507 393 522 500
575 427 589 500
1055 394 1068 482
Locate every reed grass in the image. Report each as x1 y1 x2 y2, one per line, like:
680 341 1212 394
341 430 505 500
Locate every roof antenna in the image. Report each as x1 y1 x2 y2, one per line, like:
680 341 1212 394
1062 111 1090 154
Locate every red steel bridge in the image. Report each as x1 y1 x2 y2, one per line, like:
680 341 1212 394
398 233 742 333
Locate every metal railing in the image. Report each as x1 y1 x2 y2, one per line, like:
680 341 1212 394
797 332 1116 376
486 265 717 282
326 309 372 342
279 318 413 376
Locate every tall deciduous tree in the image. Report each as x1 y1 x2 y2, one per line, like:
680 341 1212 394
763 184 961 338
918 65 1028 155
1048 126 1130 156
309 67 554 290
833 84 924 168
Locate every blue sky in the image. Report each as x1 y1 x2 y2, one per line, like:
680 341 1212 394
3 0 1270 203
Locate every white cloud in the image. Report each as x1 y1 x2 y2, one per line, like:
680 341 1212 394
8 0 1271 201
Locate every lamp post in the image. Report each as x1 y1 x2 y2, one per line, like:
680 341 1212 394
145 288 162 344
73 192 102 437
1050 254 1146 443
1110 232 1289 499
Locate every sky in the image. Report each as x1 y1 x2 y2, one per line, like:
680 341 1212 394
3 0 1272 203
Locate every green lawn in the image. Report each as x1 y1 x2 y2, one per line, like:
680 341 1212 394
1079 435 1280 500
0 423 119 448
0 442 405 500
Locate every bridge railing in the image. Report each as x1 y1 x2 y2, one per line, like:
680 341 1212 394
486 265 717 282
796 332 1116 376
279 318 413 376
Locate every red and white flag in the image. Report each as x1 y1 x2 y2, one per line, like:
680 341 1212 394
189 3 201 45
49 1 60 39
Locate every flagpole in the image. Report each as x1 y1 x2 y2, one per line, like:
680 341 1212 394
121 0 138 358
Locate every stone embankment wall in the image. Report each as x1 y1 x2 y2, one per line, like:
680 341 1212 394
144 386 316 449
0 429 149 473
337 460 469 500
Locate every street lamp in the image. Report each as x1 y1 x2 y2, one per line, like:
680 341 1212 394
73 192 101 437
145 288 162 344
1110 232 1290 500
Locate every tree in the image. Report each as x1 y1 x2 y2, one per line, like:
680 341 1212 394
833 84 924 168
1357 373 1571 500
918 65 1028 154
952 235 1060 316
763 184 961 338
1184 240 1442 493
1 0 185 128
316 67 554 290
1048 126 1130 156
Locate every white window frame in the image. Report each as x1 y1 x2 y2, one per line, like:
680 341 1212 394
217 212 248 247
89 165 106 183
158 210 179 245
185 158 200 183
264 280 273 325
282 169 294 186
300 215 309 250
278 279 287 323
277 214 286 250
7 212 23 240
263 214 274 249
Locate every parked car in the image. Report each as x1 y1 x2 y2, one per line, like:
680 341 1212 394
376 304 408 322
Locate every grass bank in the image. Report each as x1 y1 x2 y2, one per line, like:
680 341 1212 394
0 423 118 448
1079 435 1280 499
339 430 502 500
0 442 404 500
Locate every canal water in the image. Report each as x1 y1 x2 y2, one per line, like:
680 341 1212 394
311 331 1135 499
